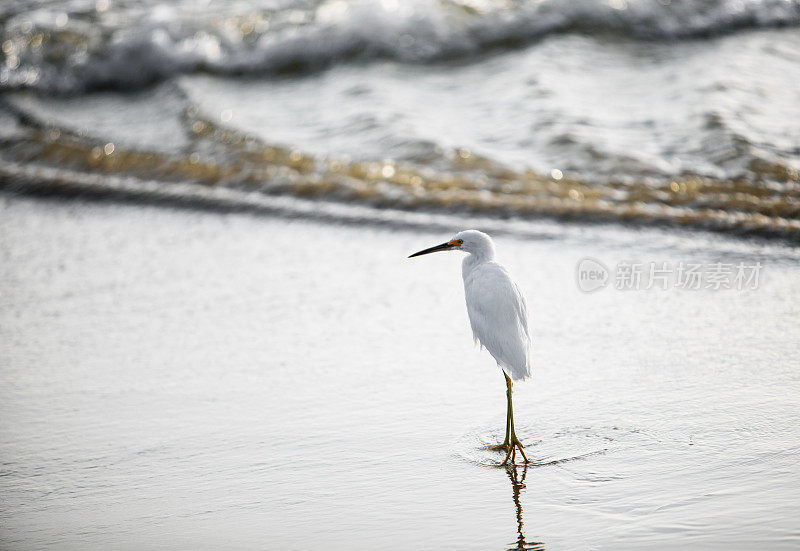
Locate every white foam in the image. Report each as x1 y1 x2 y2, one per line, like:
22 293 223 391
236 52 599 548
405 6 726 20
3 0 799 92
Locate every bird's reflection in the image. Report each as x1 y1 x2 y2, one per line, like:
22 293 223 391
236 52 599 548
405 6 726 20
505 464 545 551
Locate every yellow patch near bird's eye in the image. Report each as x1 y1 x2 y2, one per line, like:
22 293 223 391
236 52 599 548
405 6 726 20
448 239 464 247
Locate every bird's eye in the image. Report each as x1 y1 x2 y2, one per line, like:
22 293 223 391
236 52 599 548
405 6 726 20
457 240 463 245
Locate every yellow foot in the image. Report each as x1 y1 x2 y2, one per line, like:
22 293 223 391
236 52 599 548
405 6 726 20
486 442 510 452
501 437 529 466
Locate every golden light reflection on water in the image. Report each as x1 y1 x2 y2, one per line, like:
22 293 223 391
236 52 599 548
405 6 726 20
3 107 800 239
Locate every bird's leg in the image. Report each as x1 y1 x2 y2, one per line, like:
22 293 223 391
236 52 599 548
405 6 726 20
503 374 512 447
502 373 529 466
487 371 512 451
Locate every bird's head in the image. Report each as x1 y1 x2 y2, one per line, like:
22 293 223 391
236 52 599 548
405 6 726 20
408 229 495 259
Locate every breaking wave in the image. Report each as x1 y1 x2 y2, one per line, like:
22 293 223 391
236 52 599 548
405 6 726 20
2 0 799 93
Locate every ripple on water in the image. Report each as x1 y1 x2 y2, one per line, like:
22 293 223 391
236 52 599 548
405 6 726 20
455 424 650 468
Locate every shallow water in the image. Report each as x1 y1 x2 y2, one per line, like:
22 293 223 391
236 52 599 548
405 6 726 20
1 194 799 549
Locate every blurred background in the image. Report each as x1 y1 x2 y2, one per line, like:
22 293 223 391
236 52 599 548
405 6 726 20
2 1 800 550
0 0 799 234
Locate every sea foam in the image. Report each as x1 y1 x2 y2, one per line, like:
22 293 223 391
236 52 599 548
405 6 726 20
1 0 799 93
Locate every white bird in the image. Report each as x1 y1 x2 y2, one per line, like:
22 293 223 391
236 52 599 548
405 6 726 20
409 229 531 465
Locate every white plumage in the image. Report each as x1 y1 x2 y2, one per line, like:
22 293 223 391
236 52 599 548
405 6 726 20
463 253 532 381
409 229 533 464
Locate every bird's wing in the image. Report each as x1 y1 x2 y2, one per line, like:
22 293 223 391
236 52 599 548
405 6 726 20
464 262 532 380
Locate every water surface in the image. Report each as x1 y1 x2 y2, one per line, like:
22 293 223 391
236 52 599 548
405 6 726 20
1 195 799 549
2 0 800 237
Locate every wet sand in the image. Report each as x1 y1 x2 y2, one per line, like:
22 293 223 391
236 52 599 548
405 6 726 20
1 194 799 550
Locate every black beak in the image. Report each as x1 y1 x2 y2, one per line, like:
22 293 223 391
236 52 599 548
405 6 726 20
408 242 453 258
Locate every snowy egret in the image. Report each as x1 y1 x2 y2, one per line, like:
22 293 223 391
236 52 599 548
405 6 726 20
409 230 531 465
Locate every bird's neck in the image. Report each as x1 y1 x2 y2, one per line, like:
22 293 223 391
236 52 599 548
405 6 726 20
462 251 493 276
